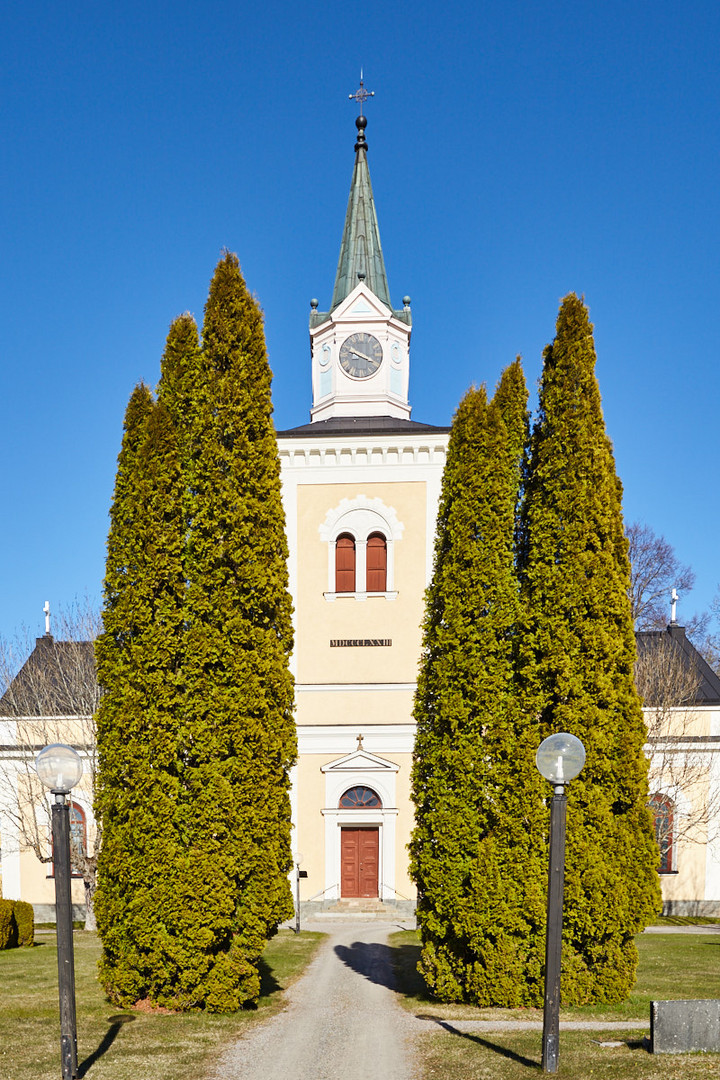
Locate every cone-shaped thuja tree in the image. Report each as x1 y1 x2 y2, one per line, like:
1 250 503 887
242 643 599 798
520 294 660 1004
94 381 187 1005
410 364 548 1005
96 260 295 1011
173 253 296 1010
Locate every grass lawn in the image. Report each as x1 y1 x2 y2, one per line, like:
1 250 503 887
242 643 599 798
390 930 720 1078
0 928 324 1080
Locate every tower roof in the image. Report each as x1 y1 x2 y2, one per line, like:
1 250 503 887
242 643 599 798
330 112 391 311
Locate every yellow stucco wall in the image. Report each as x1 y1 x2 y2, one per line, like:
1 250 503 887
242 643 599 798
295 689 414 727
295 481 428 684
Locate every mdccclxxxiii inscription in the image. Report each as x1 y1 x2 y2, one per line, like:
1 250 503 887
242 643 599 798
330 639 392 647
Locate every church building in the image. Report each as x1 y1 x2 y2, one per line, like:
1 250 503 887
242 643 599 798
277 99 449 913
3 92 720 924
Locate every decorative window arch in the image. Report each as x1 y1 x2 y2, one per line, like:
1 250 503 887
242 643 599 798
649 793 675 874
339 785 382 809
319 495 403 599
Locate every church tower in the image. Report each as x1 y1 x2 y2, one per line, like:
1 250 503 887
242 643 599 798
276 84 449 915
309 85 412 423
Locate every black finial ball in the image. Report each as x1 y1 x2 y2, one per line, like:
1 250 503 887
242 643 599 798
310 298 318 310
356 114 368 131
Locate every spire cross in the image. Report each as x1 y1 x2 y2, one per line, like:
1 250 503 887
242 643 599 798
349 71 374 117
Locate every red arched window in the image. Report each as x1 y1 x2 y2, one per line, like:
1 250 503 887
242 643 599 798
336 534 356 593
649 793 674 874
366 533 387 592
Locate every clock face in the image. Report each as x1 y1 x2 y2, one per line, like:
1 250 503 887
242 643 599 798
339 332 383 379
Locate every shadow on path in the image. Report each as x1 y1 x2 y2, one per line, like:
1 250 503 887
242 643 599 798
77 1014 135 1077
334 941 397 990
427 1018 540 1070
257 955 283 1000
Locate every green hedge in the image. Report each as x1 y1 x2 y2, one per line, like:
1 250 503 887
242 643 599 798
0 900 34 949
14 901 34 946
0 900 17 949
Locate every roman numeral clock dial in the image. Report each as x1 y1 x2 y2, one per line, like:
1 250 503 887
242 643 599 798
339 332 383 378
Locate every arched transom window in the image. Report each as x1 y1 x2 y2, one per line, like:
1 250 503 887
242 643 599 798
339 786 382 809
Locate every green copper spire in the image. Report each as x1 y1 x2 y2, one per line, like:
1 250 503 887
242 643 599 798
330 105 392 311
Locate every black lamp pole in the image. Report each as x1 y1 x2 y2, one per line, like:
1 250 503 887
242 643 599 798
295 861 301 934
541 785 567 1074
51 793 79 1080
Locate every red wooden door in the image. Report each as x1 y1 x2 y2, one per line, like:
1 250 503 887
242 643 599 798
340 827 379 897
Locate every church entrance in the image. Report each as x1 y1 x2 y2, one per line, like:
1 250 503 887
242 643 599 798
340 827 379 897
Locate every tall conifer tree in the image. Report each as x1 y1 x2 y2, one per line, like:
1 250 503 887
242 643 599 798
410 364 546 1005
95 381 187 1005
174 253 296 1010
96 274 295 1011
520 294 660 1004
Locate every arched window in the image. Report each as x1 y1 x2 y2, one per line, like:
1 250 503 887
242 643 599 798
339 786 382 809
649 794 675 874
51 801 87 877
320 496 404 600
335 534 356 593
69 802 87 875
366 533 387 592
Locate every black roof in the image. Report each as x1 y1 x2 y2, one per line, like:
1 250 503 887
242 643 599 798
636 625 720 706
0 636 97 716
276 416 450 439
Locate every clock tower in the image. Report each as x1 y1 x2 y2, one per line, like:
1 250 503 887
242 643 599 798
309 98 412 423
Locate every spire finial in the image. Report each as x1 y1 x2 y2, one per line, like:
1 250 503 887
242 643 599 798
43 600 51 636
349 72 374 151
670 587 679 625
349 70 374 117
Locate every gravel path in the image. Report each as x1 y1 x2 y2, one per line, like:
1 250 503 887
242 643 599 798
206 917 693 1077
643 924 720 933
207 920 419 1080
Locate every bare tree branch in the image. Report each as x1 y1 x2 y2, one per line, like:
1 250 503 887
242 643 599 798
626 521 695 629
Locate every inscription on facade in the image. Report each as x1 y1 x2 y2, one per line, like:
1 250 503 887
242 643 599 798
330 639 392 647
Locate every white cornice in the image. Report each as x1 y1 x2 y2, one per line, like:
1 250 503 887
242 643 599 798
278 432 448 470
296 683 415 692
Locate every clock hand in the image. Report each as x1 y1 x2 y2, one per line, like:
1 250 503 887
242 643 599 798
350 348 378 365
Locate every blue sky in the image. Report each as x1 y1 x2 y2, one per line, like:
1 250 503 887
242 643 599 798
1 0 718 642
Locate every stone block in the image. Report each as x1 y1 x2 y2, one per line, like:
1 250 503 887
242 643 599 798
651 999 720 1054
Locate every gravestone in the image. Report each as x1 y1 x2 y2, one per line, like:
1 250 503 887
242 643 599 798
651 999 720 1053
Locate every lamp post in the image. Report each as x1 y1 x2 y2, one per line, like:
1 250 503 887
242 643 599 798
535 732 586 1075
293 853 303 934
36 743 84 1080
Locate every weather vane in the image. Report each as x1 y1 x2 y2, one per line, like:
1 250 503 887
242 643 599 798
349 69 374 116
